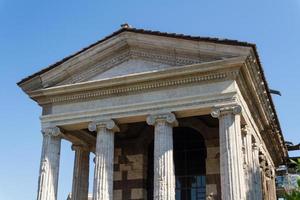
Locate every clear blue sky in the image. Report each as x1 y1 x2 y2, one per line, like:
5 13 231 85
0 0 299 199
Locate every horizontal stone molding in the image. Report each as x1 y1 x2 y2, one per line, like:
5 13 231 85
40 94 236 126
50 72 231 104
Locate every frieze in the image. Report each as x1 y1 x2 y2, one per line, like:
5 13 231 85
46 71 234 104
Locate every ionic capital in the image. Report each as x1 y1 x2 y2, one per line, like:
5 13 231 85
71 144 90 152
146 112 178 127
88 119 120 132
211 104 242 118
42 127 62 137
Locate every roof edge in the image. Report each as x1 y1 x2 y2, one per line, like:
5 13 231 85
17 26 256 86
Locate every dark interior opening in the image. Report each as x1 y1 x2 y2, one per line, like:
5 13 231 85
147 127 207 200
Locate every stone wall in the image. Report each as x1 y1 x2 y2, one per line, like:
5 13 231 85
206 138 221 200
112 121 221 200
113 126 152 200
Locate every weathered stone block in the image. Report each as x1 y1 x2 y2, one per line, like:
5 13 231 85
113 171 122 181
131 188 145 199
113 189 122 200
119 164 132 171
127 170 144 180
206 158 220 174
207 147 219 159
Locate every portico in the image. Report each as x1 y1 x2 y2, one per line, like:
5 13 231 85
18 26 286 200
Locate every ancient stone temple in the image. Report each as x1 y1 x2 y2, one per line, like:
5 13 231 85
18 25 287 200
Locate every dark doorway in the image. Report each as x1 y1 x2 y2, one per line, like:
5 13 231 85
147 127 207 200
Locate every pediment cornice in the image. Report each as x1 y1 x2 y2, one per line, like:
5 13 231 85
236 54 287 164
29 57 244 105
19 31 250 92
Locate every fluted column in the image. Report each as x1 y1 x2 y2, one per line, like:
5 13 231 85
37 127 62 200
71 144 90 200
211 105 246 200
88 120 119 200
241 125 254 200
147 113 178 200
252 143 263 200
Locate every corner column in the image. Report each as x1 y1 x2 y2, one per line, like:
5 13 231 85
147 113 177 200
88 120 119 200
211 105 246 200
71 144 90 200
37 127 62 200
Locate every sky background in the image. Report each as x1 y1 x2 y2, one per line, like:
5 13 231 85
0 0 300 199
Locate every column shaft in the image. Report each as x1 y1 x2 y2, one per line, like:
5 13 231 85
37 127 62 200
154 121 175 200
71 145 90 200
212 105 246 200
89 120 118 200
147 113 177 200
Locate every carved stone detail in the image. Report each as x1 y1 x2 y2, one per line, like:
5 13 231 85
88 120 119 132
146 112 178 127
211 104 242 118
42 126 62 137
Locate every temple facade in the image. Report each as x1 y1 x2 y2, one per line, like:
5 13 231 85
18 26 287 200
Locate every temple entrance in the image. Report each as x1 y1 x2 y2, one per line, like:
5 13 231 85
147 127 207 200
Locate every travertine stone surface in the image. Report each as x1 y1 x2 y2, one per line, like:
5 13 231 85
37 127 62 200
71 145 90 200
252 143 263 200
147 113 177 200
242 126 255 200
211 105 246 200
88 120 119 200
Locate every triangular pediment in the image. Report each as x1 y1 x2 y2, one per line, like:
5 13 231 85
56 47 236 86
19 29 252 91
89 59 170 81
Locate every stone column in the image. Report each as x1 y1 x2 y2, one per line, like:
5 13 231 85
270 169 277 200
37 127 62 200
71 144 90 200
147 113 178 200
88 120 119 200
252 143 263 200
211 105 246 200
241 126 254 200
